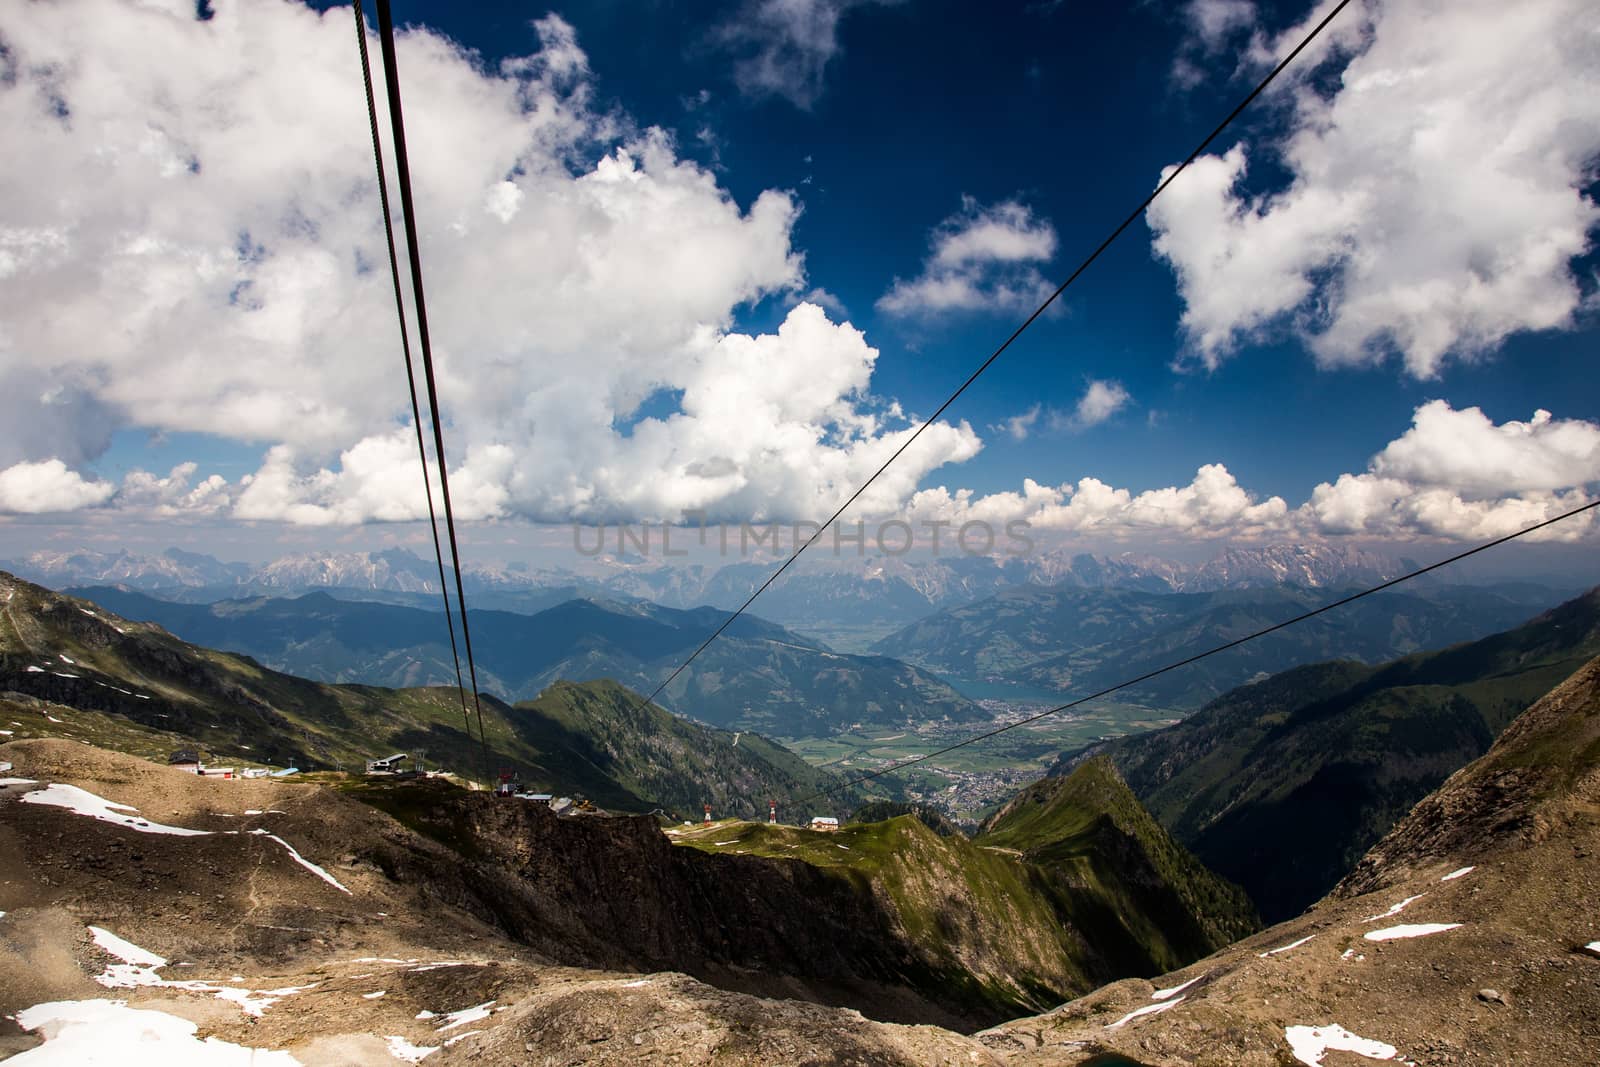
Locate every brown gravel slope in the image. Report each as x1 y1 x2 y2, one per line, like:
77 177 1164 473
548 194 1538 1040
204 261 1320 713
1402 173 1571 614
0 738 1004 1064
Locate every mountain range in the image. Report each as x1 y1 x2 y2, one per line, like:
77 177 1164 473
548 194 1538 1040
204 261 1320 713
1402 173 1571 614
58 585 983 735
6 625 1597 1061
1055 583 1600 920
4 541 1503 648
873 580 1571 707
0 571 848 819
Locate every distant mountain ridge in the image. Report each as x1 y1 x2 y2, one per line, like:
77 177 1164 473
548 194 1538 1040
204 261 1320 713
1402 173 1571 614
872 581 1571 708
1054 584 1600 920
4 542 1456 643
60 585 983 736
0 571 846 819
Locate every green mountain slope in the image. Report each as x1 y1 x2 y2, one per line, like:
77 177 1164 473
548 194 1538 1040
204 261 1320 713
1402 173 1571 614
671 760 1256 1023
873 583 1567 707
70 585 981 735
0 571 842 820
980 757 1259 972
1058 585 1600 920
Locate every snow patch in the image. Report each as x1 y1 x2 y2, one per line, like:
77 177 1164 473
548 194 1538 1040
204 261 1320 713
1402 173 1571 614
87 925 316 1016
1151 973 1203 1000
363 991 387 1000
0 777 37 786
210 984 319 1019
1259 934 1315 957
58 654 75 665
25 665 44 672
247 829 350 893
90 926 166 987
14 999 303 1065
1284 1023 1398 1065
433 1001 495 1032
0 729 13 734
1365 894 1426 921
1441 866 1474 881
1365 923 1463 942
1106 995 1183 1029
621 979 650 988
384 1035 438 1062
21 784 209 836
1341 948 1366 961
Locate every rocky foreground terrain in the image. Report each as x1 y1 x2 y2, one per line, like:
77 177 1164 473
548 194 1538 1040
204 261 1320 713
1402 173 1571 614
3 651 1599 1064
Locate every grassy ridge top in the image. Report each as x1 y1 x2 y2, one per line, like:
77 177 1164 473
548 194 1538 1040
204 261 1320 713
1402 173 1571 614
669 760 1258 1019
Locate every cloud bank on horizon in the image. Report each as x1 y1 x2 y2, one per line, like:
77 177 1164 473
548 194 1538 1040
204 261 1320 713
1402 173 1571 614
0 0 1596 546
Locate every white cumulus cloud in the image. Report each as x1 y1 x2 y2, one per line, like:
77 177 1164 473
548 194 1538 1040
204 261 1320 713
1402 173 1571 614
1149 0 1600 377
1067 380 1131 429
0 0 978 526
1372 401 1600 495
0 460 116 514
902 401 1599 545
992 404 1042 442
906 464 1291 539
1301 401 1600 542
879 197 1058 315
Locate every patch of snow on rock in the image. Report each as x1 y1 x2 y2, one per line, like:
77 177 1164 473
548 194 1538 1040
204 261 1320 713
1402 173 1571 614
1106 996 1183 1029
1151 974 1203 1000
384 1035 438 1062
364 990 387 999
1284 1023 1398 1065
84 926 314 1017
21 784 209 837
1365 894 1426 921
1259 934 1315 957
1441 866 1475 881
209 984 318 1019
14 999 302 1065
246 829 350 893
433 1001 495 1032
1365 923 1462 942
89 926 167 987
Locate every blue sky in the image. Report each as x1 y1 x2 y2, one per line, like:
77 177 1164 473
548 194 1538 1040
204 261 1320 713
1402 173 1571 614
1 0 1597 561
